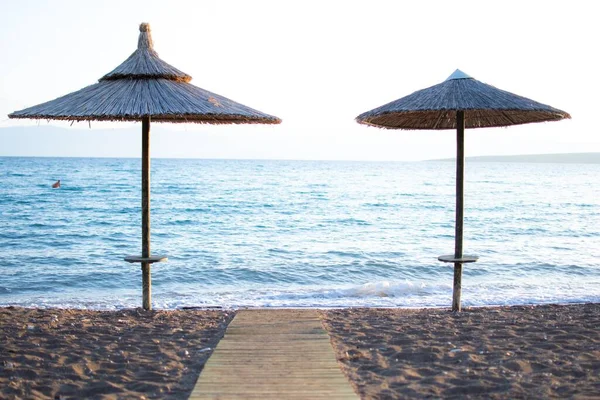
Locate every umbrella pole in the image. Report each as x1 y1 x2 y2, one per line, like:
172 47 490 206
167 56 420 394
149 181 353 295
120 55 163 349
452 111 465 312
142 116 152 310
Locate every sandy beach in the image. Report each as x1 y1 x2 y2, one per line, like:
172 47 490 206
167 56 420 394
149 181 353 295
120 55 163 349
1 304 599 399
0 307 233 399
321 303 600 399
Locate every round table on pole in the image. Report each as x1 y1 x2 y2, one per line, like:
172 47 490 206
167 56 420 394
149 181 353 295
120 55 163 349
438 255 479 263
124 255 168 310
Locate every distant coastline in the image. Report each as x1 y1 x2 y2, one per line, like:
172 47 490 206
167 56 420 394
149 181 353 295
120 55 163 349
1 126 599 163
428 153 600 164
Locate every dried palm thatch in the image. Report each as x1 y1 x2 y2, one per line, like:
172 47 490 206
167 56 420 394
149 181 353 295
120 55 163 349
356 70 570 130
355 69 570 312
9 23 280 124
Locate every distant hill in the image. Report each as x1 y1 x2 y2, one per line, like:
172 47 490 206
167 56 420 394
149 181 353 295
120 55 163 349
429 153 600 164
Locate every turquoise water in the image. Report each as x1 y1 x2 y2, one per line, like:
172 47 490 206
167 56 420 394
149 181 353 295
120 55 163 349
0 157 599 309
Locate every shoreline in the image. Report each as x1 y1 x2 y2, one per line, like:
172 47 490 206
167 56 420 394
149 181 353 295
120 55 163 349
1 303 599 399
1 299 598 311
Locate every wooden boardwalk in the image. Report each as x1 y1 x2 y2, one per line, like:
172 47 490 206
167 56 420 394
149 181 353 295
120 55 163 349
189 309 358 399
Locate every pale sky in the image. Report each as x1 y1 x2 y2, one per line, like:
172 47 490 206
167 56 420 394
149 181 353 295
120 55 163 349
0 0 597 161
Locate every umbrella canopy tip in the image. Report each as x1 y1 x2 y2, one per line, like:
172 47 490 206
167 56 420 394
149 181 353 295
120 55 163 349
138 23 153 50
446 69 472 81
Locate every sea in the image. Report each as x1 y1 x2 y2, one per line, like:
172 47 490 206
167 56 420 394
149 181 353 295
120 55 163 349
0 157 599 310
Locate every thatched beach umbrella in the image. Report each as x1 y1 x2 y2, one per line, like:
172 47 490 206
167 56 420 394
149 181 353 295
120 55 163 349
356 69 570 311
9 23 281 310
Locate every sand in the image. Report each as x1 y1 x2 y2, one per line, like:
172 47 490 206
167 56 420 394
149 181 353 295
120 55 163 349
321 303 600 399
1 304 599 399
0 307 233 400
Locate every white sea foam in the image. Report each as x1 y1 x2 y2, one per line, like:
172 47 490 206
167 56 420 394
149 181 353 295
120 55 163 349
3 277 600 310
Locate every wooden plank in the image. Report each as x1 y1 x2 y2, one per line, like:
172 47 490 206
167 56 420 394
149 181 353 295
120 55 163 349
189 309 358 399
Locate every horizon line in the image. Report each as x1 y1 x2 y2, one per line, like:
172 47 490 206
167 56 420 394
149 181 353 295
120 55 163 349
1 152 600 163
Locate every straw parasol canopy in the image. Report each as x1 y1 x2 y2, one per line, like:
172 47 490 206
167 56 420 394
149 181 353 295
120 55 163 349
356 69 570 311
10 23 281 124
357 69 569 130
9 23 281 310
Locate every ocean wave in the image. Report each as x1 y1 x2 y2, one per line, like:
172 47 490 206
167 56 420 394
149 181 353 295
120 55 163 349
330 280 447 299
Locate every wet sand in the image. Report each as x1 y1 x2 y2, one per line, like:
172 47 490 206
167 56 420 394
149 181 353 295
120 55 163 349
1 304 599 399
321 303 600 399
